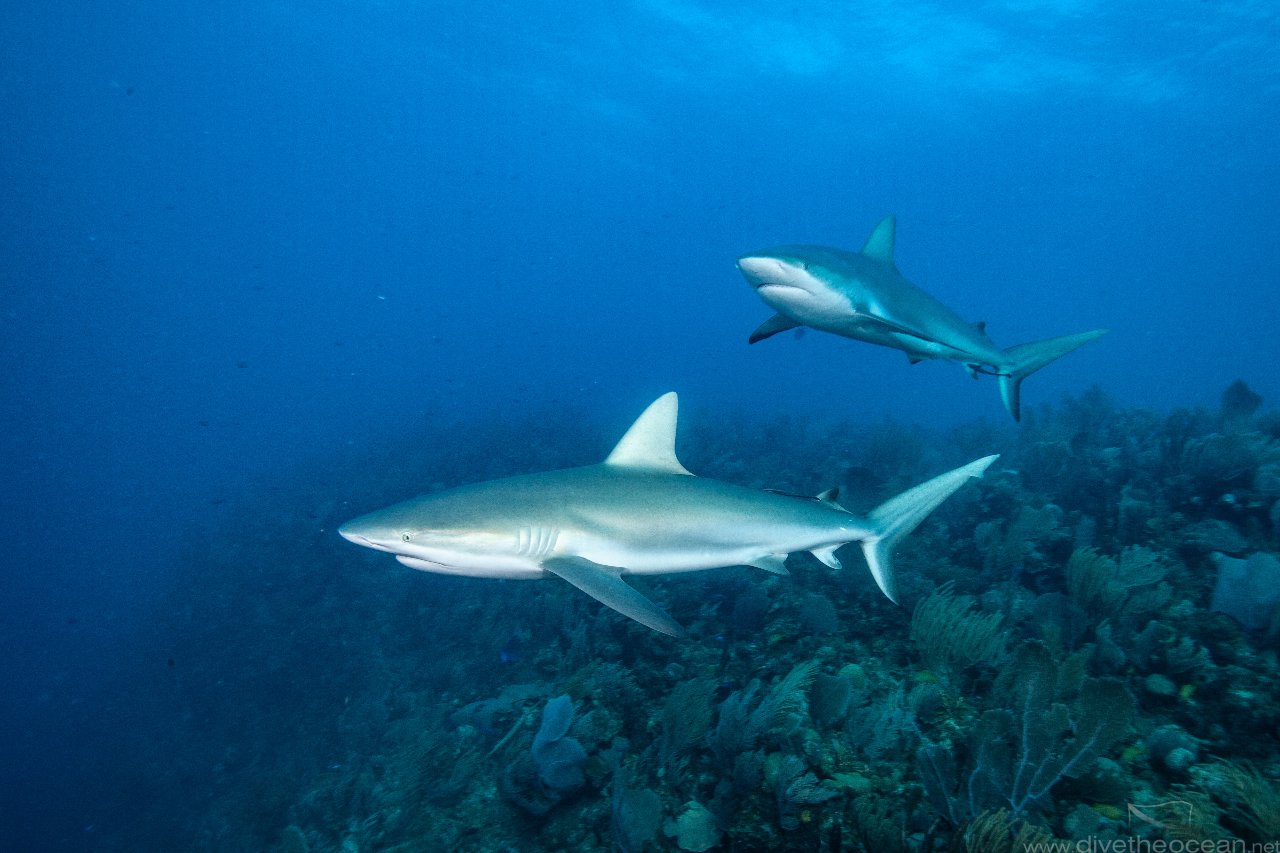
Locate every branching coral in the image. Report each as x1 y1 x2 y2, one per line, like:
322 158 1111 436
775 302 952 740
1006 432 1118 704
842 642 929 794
910 583 1007 682
768 753 839 831
659 677 716 786
1066 545 1170 628
708 660 817 768
919 641 1135 822
976 503 1067 577
1213 760 1280 842
961 808 1055 853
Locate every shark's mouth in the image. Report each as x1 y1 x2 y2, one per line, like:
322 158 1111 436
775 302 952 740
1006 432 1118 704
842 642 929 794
339 531 391 552
756 283 813 301
396 554 456 571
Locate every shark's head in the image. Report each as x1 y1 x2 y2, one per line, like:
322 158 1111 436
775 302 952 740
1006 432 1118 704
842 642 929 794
737 247 853 320
339 489 540 578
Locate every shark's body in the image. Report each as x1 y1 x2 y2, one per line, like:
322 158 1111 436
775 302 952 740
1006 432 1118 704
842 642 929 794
339 393 995 637
738 216 1108 420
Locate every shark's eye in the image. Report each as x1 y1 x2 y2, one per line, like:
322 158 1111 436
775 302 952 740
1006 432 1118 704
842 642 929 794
401 532 413 542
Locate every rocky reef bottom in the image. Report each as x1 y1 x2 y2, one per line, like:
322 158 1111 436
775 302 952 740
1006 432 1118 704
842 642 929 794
117 383 1280 851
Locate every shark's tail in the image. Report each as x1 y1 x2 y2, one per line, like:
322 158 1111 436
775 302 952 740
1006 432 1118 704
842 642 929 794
997 329 1108 421
857 455 998 603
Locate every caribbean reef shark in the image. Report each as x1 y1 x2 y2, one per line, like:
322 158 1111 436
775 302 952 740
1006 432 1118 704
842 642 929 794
738 216 1108 420
339 393 995 637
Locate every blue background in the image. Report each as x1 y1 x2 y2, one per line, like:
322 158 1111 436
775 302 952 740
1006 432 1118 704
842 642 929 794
2 1 1277 846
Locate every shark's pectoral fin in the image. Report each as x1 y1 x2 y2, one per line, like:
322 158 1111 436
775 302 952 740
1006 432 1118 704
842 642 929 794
543 556 686 638
749 313 801 344
865 312 931 341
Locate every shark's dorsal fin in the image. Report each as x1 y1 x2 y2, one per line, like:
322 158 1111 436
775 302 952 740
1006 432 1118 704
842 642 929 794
605 392 692 475
860 215 897 265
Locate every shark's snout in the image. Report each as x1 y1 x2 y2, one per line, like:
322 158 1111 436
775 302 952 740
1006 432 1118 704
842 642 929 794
737 255 812 296
337 526 361 543
338 522 384 550
737 256 783 288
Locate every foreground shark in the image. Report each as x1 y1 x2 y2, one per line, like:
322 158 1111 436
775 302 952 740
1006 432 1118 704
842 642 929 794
339 393 996 637
738 216 1108 420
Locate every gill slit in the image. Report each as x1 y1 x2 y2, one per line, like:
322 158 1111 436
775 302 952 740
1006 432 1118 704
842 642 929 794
518 526 559 560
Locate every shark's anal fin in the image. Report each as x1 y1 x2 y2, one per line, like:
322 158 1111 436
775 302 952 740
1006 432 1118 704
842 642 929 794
810 545 842 570
749 313 801 344
543 556 687 638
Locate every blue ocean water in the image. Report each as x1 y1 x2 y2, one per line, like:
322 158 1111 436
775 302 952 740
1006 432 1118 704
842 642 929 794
2 2 1278 850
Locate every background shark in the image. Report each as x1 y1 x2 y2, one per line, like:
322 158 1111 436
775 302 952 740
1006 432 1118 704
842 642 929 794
739 216 1108 420
340 392 996 637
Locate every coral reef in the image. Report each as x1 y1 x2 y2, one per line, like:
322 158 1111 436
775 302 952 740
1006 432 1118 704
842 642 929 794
129 383 1280 851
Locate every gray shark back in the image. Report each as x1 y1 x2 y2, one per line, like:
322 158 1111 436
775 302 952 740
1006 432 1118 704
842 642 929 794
339 392 997 635
739 216 1108 420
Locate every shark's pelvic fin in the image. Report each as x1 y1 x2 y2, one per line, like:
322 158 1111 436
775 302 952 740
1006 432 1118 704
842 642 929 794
859 455 999 603
860 215 897 266
543 556 686 638
749 313 801 344
747 554 790 575
998 329 1109 421
604 392 693 475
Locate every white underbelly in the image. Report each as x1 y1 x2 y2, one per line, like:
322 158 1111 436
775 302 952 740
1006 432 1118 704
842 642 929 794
573 536 807 576
396 554 544 580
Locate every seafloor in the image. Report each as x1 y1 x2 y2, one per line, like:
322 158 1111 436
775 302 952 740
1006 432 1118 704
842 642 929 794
113 383 1279 851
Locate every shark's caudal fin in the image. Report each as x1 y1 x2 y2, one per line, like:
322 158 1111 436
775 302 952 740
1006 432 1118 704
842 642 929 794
998 329 1108 421
858 455 998 603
